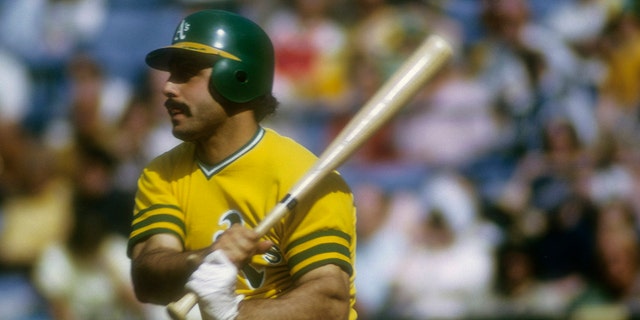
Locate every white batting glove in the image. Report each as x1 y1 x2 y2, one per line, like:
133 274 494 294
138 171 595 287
186 250 244 320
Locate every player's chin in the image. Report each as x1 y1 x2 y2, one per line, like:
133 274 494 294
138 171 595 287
171 127 196 141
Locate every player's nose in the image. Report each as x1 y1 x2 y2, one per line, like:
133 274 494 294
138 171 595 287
162 80 179 98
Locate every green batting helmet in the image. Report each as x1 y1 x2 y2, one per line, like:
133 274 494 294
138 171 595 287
145 10 275 103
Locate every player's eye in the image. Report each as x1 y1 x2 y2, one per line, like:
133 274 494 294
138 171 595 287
168 61 206 83
168 55 213 83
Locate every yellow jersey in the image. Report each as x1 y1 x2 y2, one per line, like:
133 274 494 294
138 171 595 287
128 127 357 319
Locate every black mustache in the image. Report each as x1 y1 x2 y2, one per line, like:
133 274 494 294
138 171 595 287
165 100 187 111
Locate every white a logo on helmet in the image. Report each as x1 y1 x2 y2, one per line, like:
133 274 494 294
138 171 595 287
174 20 190 41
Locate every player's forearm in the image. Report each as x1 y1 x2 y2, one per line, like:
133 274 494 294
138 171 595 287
235 266 351 320
235 297 349 320
131 247 206 304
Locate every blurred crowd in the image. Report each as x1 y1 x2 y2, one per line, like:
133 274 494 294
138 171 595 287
0 0 639 319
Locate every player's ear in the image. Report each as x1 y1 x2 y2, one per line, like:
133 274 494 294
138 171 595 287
207 78 249 116
209 59 250 104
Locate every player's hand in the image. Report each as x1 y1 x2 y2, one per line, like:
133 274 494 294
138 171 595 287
186 250 243 320
212 224 273 269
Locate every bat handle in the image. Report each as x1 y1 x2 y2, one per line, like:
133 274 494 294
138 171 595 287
167 292 198 320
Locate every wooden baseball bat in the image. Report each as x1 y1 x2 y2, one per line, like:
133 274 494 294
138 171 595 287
166 34 453 320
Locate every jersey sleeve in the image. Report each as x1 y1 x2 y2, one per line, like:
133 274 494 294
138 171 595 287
281 171 356 281
127 158 186 257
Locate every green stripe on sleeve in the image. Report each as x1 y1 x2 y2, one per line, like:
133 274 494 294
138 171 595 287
292 259 354 281
133 204 181 220
131 214 186 234
285 230 351 253
288 243 350 267
126 228 185 258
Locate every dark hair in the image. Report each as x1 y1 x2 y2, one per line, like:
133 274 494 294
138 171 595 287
249 93 279 122
209 87 279 122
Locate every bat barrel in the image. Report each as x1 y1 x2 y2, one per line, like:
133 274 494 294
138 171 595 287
270 34 453 219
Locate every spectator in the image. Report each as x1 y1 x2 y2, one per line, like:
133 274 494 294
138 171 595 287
262 0 351 153
32 201 144 319
387 172 496 319
394 63 502 168
353 183 415 319
568 217 640 319
0 144 72 269
0 143 72 319
265 0 351 110
0 48 33 199
346 0 459 79
0 0 110 134
111 68 181 194
481 240 581 319
596 5 640 139
470 0 595 151
71 141 134 238
31 141 155 319
66 53 132 147
498 118 589 226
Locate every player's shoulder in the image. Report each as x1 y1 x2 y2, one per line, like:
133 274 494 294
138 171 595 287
260 127 350 190
261 127 317 160
146 142 195 171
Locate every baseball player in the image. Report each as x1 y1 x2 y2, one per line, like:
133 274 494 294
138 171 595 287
127 9 357 320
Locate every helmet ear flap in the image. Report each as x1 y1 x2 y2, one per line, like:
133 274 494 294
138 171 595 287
210 59 252 104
